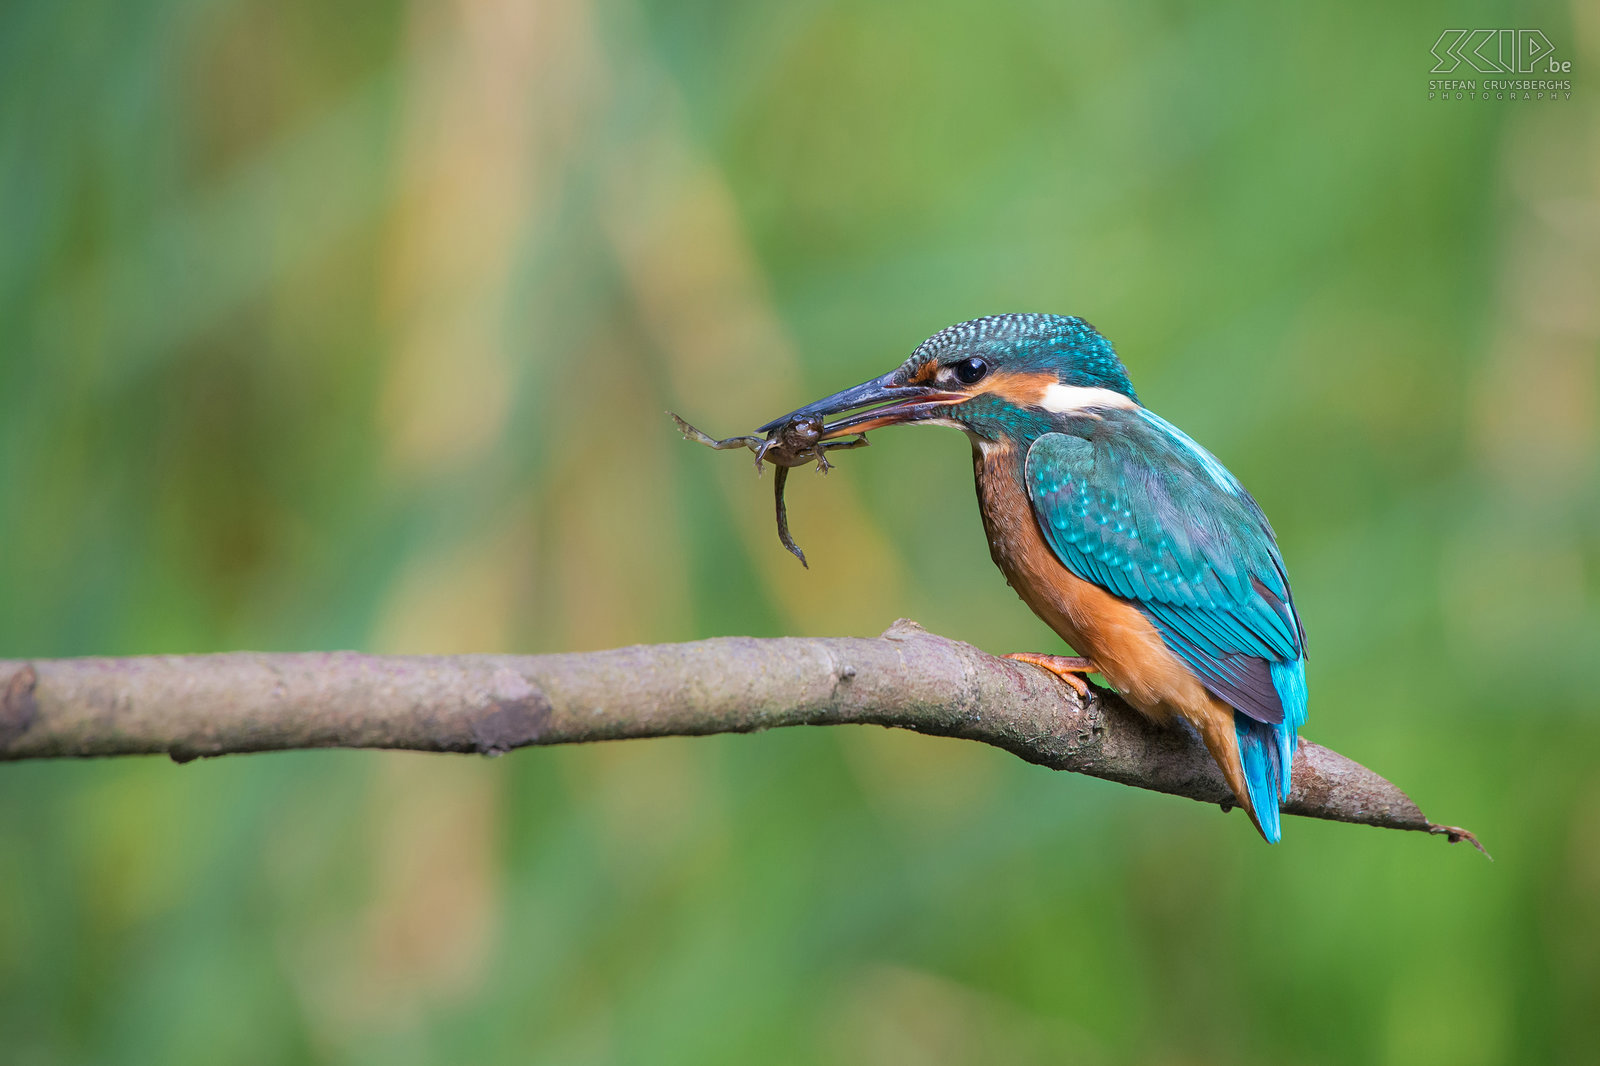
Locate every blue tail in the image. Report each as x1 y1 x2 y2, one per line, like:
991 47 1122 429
1234 657 1308 843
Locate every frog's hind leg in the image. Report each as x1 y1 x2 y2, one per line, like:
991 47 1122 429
669 413 761 452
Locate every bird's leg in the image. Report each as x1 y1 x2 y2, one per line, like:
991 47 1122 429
1003 653 1099 698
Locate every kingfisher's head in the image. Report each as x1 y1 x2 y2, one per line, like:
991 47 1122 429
760 314 1140 447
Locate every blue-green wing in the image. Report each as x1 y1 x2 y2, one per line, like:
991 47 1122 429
1024 414 1305 726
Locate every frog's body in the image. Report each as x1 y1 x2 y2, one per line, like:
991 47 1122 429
669 412 868 566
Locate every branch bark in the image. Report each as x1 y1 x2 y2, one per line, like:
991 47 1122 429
0 619 1481 850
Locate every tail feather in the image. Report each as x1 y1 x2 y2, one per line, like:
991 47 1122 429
1271 658 1308 800
1233 657 1308 844
1235 717 1285 843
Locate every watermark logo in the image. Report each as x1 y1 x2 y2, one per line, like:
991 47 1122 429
1431 30 1567 74
1428 30 1574 100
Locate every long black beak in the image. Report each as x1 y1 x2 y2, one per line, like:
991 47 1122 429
758 371 963 439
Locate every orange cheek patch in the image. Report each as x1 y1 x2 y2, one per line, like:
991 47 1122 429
978 370 1058 407
907 361 942 386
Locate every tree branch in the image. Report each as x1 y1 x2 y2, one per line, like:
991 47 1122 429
0 619 1481 850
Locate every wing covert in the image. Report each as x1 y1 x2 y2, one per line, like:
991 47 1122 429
1024 416 1304 725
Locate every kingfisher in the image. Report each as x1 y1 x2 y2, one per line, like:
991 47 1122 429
759 314 1308 841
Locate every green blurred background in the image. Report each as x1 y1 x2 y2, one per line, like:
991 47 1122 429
2 0 1597 1063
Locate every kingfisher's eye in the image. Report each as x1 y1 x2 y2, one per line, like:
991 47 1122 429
954 357 989 384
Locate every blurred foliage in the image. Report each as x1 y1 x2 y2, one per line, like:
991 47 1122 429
2 0 1598 1063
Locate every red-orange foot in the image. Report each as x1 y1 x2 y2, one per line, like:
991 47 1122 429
1004 653 1099 698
